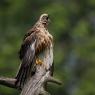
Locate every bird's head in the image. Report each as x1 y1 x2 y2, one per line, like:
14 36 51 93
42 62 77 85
39 13 50 27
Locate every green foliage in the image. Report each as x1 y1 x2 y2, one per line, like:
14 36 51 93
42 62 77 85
0 0 95 95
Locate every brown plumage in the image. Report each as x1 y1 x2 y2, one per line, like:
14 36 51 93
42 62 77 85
15 14 53 88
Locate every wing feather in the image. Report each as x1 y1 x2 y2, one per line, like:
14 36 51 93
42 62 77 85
15 33 36 88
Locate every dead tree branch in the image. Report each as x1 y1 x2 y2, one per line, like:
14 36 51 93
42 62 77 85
0 77 17 88
0 47 62 95
20 47 62 95
21 69 61 95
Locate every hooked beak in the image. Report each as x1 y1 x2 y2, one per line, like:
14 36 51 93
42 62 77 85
48 18 51 23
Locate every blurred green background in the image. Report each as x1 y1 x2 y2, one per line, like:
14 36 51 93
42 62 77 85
0 0 95 95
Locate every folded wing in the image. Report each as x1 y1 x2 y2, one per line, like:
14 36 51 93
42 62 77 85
15 33 36 88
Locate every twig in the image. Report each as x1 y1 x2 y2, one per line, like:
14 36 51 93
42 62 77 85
0 77 17 88
47 77 62 85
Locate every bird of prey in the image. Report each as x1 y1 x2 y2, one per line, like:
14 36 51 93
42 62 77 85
15 14 53 88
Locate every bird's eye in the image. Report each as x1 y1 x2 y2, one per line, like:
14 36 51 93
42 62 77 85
46 16 49 20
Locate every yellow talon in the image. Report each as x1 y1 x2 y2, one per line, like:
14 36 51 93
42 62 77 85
36 58 43 65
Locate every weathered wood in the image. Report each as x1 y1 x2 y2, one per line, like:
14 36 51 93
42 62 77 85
20 46 52 95
0 77 17 88
21 70 61 95
20 46 61 95
0 44 62 95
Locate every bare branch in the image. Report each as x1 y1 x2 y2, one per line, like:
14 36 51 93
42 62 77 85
0 77 17 88
47 77 62 85
0 41 62 95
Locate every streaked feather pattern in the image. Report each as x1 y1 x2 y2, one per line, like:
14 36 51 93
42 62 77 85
15 14 53 89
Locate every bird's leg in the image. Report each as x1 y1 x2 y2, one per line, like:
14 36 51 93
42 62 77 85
36 58 43 65
36 58 48 70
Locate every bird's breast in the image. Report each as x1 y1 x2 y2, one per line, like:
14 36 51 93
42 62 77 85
35 30 53 55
